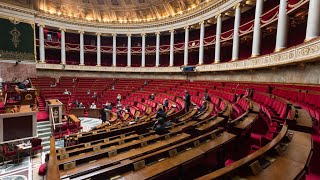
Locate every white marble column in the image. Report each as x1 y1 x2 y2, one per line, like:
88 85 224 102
275 0 288 51
155 32 160 67
251 0 263 57
39 24 45 63
232 4 241 61
184 26 189 66
215 14 222 63
60 28 66 65
79 31 85 65
305 0 320 41
141 33 146 67
199 21 205 65
96 32 101 66
169 30 175 66
127 34 131 67
112 34 117 66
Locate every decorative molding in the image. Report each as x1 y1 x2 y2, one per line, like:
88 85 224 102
0 0 242 34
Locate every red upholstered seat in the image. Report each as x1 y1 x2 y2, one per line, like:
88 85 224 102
224 159 234 166
38 163 47 176
2 145 16 164
31 138 43 154
2 146 16 156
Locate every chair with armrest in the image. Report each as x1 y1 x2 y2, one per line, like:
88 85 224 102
1 144 16 167
31 138 43 155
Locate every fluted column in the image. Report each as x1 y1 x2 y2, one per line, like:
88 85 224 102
169 30 175 66
275 0 288 51
112 34 117 66
184 26 189 66
96 33 101 66
60 28 66 65
215 14 222 63
155 32 160 67
199 21 205 65
251 0 263 57
232 4 241 61
39 24 45 63
305 0 320 41
127 34 131 67
141 33 146 67
79 31 84 65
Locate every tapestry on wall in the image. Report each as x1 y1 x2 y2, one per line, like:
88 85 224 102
0 17 35 61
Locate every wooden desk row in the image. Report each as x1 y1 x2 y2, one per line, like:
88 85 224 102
62 128 236 180
60 132 191 177
196 125 290 179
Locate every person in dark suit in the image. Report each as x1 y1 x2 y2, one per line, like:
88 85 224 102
204 93 211 102
162 98 169 111
18 80 29 89
149 94 155 100
199 101 207 113
156 108 166 120
100 107 107 124
152 117 166 134
184 90 191 112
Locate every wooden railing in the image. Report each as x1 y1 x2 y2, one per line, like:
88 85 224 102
47 136 60 179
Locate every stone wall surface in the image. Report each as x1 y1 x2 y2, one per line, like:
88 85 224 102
0 61 36 81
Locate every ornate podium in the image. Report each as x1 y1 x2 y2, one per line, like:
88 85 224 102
47 99 63 123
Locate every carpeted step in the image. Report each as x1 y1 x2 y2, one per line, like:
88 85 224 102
37 111 49 122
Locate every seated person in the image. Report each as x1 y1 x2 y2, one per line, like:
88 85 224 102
149 93 155 100
144 80 148 85
73 99 79 106
243 88 251 98
204 93 211 102
18 80 29 89
0 77 3 88
50 82 56 87
152 117 166 134
12 77 19 83
156 108 166 120
105 102 112 110
92 92 97 99
116 102 123 116
77 102 85 109
89 103 96 109
199 101 207 113
63 89 71 95
116 94 121 102
162 98 169 111
125 105 130 113
87 90 91 95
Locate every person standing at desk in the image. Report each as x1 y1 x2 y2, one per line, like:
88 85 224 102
184 90 191 112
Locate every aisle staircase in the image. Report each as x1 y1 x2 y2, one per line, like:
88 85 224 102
37 96 49 122
37 121 51 152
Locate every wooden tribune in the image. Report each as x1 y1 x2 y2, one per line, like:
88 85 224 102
87 108 101 118
69 108 85 118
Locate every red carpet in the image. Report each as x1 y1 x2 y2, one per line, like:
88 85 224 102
307 133 320 180
37 111 49 122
